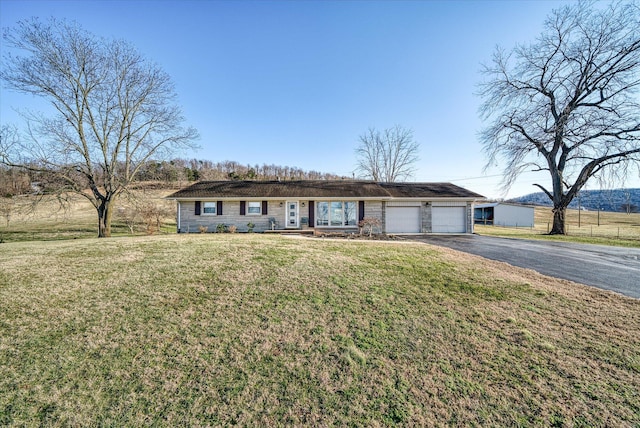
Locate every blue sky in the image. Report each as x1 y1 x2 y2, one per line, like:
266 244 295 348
2 0 635 198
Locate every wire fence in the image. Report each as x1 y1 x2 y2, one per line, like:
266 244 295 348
475 210 640 242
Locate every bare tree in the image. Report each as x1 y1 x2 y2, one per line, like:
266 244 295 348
479 1 640 235
355 125 420 182
0 18 198 237
0 125 30 197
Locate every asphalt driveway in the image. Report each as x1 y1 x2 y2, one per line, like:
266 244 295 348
410 235 640 299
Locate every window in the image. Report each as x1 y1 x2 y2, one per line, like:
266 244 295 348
316 201 357 227
247 201 261 215
316 202 329 226
345 202 357 225
330 202 343 226
203 202 217 215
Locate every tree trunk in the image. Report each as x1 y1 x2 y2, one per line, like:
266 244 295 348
97 199 114 238
550 206 567 235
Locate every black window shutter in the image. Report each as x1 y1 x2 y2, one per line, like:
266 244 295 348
308 201 315 228
358 200 365 222
240 201 246 215
195 201 201 216
262 201 268 215
217 201 223 216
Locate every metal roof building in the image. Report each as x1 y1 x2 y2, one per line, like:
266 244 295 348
474 202 535 228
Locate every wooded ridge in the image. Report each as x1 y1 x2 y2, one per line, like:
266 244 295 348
509 189 640 213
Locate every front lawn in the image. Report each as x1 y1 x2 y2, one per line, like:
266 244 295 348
0 235 638 426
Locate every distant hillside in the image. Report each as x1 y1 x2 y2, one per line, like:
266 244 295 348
508 188 640 213
0 158 345 197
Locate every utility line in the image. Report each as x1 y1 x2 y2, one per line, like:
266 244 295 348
446 174 506 182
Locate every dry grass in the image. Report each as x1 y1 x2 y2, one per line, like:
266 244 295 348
0 190 175 242
1 234 638 426
476 207 640 247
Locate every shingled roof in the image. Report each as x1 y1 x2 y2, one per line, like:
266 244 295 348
167 180 483 199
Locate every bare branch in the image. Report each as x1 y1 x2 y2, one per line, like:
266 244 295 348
533 183 553 201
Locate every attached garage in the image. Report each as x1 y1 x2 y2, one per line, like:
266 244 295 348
432 206 467 233
386 206 421 233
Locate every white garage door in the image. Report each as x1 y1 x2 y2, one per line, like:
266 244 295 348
386 207 421 233
432 207 466 233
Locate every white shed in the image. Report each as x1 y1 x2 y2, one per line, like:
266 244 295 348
474 203 534 227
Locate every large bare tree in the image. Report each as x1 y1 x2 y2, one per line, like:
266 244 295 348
479 1 640 234
0 18 198 237
355 125 420 182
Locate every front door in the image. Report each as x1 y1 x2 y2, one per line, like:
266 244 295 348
286 201 299 228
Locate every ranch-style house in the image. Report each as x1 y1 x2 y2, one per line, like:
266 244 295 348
167 180 484 234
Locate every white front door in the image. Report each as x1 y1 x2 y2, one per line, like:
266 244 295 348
286 201 299 228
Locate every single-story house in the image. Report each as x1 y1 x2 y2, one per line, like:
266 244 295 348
167 180 484 234
474 202 535 227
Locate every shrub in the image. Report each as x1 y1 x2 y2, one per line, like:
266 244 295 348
359 217 382 237
216 223 227 233
198 225 208 234
247 222 255 233
228 225 237 233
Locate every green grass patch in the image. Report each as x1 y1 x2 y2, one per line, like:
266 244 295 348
1 235 639 426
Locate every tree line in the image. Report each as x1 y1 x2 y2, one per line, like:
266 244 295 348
137 159 343 183
0 159 343 197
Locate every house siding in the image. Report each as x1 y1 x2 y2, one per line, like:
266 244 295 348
179 201 287 233
422 204 432 233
